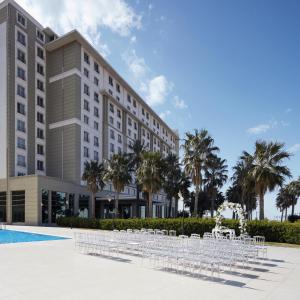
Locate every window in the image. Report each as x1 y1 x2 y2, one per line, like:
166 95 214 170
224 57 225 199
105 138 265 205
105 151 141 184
133 100 137 108
94 92 99 103
134 133 137 140
84 131 89 143
84 52 90 64
84 147 89 158
37 46 44 59
127 94 131 103
37 96 44 107
118 134 122 143
142 108 145 115
109 103 114 113
37 160 44 171
146 112 149 120
94 62 99 73
37 144 44 155
116 96 120 101
108 76 113 86
94 121 99 130
37 80 44 91
94 107 99 117
116 83 120 93
118 147 122 154
154 138 157 145
134 122 137 130
94 77 99 86
117 109 121 118
17 155 26 167
17 49 26 63
17 137 25 150
128 129 131 136
36 30 44 42
17 85 25 98
84 115 89 125
110 143 115 153
94 136 99 147
17 31 26 46
84 100 90 111
109 116 113 124
94 151 99 161
110 129 115 140
37 112 44 123
128 117 132 126
37 63 44 75
147 132 150 139
37 128 44 139
84 68 89 78
142 129 145 137
17 12 26 27
84 84 89 96
17 67 26 80
153 119 156 125
17 102 25 115
117 121 121 129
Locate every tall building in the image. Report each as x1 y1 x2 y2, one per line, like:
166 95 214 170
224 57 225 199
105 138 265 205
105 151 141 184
0 0 179 225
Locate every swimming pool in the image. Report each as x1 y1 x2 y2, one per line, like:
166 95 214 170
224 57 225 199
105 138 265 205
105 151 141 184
0 229 68 244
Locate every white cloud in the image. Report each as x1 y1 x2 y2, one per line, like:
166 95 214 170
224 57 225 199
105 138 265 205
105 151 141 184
16 0 141 56
130 35 137 43
122 49 148 78
288 144 300 153
145 75 173 106
159 110 171 120
173 96 187 109
148 3 153 11
285 108 292 113
247 121 277 135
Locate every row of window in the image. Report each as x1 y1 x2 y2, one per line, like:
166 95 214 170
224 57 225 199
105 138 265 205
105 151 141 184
17 80 44 98
17 137 44 155
83 100 99 117
17 46 44 65
83 131 99 147
17 154 44 170
17 120 44 139
84 52 99 74
110 129 122 143
83 147 99 161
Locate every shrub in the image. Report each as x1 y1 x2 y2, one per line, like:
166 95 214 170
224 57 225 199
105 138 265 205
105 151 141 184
56 217 300 244
288 215 300 223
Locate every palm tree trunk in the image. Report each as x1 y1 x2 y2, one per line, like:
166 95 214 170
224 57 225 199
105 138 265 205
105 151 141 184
148 192 153 218
259 191 264 220
291 200 295 216
115 192 119 218
210 189 216 218
285 207 287 221
168 198 172 218
232 211 235 219
91 192 95 218
194 185 199 217
174 196 179 218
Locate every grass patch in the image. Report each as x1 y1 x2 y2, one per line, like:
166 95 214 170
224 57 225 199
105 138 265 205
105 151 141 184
265 242 300 248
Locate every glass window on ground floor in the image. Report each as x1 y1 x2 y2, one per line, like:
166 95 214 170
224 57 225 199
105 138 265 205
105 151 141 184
51 191 67 223
42 189 49 224
12 190 25 223
0 192 6 222
67 194 75 217
79 195 89 218
140 205 145 219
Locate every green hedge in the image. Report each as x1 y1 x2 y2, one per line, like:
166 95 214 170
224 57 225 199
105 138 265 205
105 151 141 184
57 217 300 244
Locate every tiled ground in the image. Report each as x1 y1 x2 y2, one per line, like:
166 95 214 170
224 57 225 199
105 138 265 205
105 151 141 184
0 225 299 300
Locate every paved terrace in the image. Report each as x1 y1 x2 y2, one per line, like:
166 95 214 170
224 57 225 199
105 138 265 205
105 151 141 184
0 225 299 300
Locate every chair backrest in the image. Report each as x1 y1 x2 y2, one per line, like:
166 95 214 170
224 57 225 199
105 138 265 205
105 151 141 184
169 230 176 236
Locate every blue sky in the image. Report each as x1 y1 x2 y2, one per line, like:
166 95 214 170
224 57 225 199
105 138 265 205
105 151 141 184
17 0 300 219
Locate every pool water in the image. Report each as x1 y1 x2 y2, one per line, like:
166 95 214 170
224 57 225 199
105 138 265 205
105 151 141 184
0 229 68 244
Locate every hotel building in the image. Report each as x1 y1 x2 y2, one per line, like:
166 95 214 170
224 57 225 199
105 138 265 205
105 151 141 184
0 0 179 225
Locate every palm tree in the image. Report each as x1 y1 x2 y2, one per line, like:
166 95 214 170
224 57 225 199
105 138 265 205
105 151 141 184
182 129 219 216
82 160 106 218
231 159 257 219
204 156 228 217
276 187 294 221
286 178 300 215
128 140 146 215
137 152 164 218
242 141 291 220
163 153 182 217
104 154 132 218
